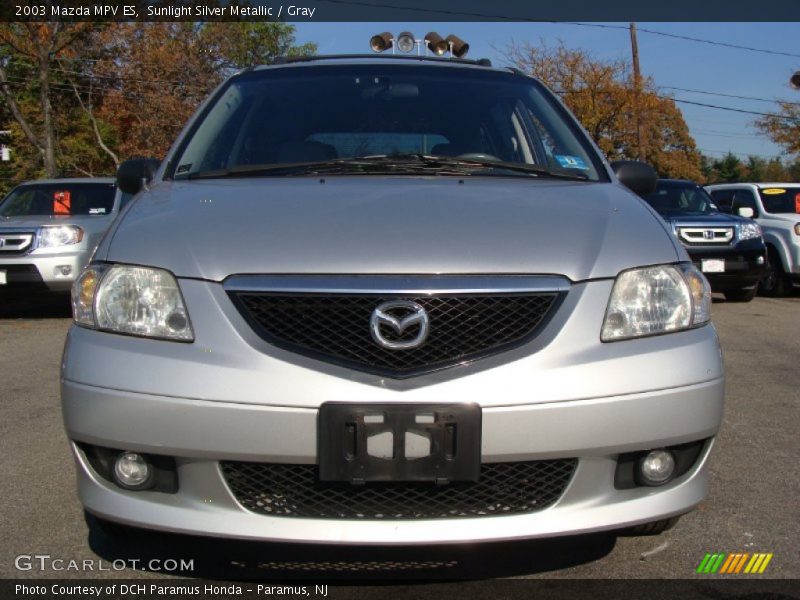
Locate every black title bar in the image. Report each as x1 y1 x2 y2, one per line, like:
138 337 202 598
2 0 799 22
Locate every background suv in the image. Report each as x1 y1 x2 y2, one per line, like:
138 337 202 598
0 178 129 297
706 183 800 296
642 179 766 302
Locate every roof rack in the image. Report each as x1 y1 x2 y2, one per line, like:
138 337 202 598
268 54 493 68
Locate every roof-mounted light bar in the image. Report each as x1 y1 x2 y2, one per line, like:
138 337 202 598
369 32 470 58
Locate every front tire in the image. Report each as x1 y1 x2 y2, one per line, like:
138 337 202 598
619 516 681 536
760 249 790 297
724 287 757 303
85 512 144 540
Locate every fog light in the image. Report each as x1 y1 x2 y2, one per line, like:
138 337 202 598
638 449 676 486
57 265 72 277
113 452 152 489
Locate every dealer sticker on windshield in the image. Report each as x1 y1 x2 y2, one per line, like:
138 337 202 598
554 155 589 170
762 188 785 195
701 259 725 273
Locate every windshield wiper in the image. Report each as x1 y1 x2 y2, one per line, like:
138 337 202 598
389 154 591 181
185 159 383 180
183 154 590 181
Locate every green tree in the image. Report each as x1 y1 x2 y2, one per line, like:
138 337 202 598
745 156 766 182
763 157 789 181
713 152 744 182
0 22 317 191
200 22 316 70
0 23 93 177
754 101 800 157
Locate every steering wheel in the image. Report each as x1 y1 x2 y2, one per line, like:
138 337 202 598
455 153 502 162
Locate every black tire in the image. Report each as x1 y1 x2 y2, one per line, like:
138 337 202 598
759 249 790 297
724 287 758 303
85 512 145 540
619 516 681 536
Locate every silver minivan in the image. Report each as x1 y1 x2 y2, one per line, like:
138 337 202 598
62 56 723 544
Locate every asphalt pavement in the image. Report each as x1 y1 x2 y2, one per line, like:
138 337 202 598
0 292 797 582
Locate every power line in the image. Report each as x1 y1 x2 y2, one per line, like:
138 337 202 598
692 128 760 139
314 2 800 58
698 148 785 159
551 89 798 122
659 85 800 107
562 22 800 58
670 97 799 121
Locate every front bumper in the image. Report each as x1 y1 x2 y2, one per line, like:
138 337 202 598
0 249 89 293
686 240 767 291
64 378 722 544
61 277 725 544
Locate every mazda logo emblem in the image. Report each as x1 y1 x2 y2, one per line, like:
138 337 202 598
370 300 430 350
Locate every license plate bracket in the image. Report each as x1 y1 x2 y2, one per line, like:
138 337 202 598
318 402 481 484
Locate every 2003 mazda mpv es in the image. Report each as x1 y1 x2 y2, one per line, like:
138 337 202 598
62 55 723 543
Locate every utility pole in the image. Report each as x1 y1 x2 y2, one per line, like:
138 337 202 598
629 23 647 161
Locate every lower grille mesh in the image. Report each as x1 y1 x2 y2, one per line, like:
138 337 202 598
220 460 577 520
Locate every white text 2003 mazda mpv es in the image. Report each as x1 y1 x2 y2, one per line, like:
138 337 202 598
63 56 723 543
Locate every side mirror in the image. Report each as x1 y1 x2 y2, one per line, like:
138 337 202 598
610 160 658 196
737 207 755 219
117 158 160 195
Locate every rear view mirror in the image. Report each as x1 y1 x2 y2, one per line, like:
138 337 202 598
117 158 160 195
737 207 755 219
611 160 657 196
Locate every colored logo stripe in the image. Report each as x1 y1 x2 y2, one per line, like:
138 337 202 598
697 552 773 574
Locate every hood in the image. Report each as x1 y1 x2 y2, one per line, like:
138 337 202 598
101 177 680 282
659 212 745 227
0 214 109 230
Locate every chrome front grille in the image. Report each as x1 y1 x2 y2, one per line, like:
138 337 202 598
677 227 734 245
0 232 34 255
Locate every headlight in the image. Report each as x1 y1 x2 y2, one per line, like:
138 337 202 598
72 264 193 341
739 222 762 241
601 264 711 342
37 225 83 248
794 223 800 236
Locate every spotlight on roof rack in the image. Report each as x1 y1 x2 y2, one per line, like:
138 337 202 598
425 32 448 56
370 32 393 53
446 34 469 58
791 71 800 89
396 31 416 54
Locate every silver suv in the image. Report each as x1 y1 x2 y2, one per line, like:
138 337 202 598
0 178 127 296
62 57 723 544
705 183 800 296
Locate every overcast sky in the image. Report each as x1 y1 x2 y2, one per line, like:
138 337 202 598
294 22 799 163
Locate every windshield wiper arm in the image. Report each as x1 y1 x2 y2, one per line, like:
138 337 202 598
361 154 590 180
185 159 376 179
183 154 591 181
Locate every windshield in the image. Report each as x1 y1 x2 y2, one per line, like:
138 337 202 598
758 187 800 214
0 183 116 217
171 64 603 181
642 181 719 216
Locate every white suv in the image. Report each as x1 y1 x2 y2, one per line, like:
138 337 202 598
706 183 800 296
